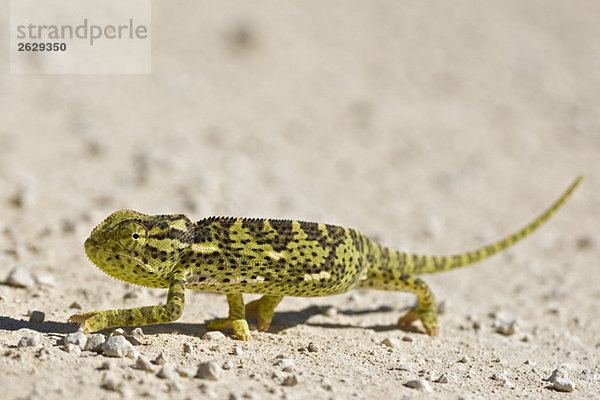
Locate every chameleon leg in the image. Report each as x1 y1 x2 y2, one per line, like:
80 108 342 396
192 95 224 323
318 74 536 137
206 293 251 341
393 275 439 336
69 271 186 333
245 295 284 331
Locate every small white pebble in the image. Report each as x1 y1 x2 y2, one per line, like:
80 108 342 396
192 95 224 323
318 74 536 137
202 331 226 341
404 379 432 392
196 360 221 380
64 331 87 349
547 366 569 383
157 364 178 380
134 355 155 372
222 361 234 370
459 356 470 363
496 320 518 336
18 333 40 347
323 306 338 317
307 342 319 352
28 310 45 323
84 333 106 352
232 346 244 356
176 365 195 378
33 273 55 287
102 336 134 358
6 266 35 288
274 358 294 370
63 343 82 355
110 328 125 336
552 377 575 392
436 373 451 383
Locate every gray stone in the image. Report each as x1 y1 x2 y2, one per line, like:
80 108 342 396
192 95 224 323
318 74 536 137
202 331 226 341
84 333 106 352
64 331 87 349
404 379 432 392
196 361 221 380
29 310 45 323
6 266 35 288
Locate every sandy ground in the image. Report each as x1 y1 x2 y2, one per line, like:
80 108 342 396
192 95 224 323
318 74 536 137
1 1 599 399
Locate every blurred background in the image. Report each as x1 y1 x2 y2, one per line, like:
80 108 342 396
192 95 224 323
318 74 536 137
1 0 598 278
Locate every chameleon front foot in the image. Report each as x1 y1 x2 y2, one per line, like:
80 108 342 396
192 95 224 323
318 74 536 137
207 318 251 341
397 310 439 336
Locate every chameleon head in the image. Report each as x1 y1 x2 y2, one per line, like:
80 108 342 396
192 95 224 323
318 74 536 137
84 210 193 288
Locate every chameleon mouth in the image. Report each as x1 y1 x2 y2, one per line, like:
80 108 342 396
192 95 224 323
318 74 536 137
84 238 154 274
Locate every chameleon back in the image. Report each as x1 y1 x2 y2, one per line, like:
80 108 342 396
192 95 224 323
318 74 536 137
180 217 370 296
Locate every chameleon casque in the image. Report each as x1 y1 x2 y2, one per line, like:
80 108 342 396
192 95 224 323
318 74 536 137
70 177 582 340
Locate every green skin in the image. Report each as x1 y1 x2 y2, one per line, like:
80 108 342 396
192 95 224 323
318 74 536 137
70 177 582 340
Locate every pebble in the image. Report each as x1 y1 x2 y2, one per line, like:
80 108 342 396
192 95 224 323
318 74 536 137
84 333 106 352
63 343 81 355
323 306 338 317
101 372 123 392
110 328 125 336
578 369 599 381
202 331 226 341
282 375 299 386
381 337 400 349
307 342 319 352
33 272 55 287
232 346 244 356
102 335 135 358
547 366 569 382
458 356 470 363
153 352 168 365
176 365 195 377
403 379 432 392
69 301 82 310
196 361 221 380
222 361 234 370
157 364 178 380
436 300 447 314
496 320 518 336
18 333 41 347
127 328 144 345
64 331 87 349
134 355 155 372
401 336 413 342
436 373 451 383
29 310 45 323
274 358 295 371
6 266 35 288
183 342 193 353
552 377 575 392
99 359 116 370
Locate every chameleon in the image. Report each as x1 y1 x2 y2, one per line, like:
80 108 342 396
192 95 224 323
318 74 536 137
70 176 582 340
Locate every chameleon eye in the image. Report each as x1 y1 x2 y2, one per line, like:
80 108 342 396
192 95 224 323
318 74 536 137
117 222 148 250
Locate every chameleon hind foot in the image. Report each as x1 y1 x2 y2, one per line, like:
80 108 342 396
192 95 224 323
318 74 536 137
206 318 251 341
245 295 283 332
397 309 439 336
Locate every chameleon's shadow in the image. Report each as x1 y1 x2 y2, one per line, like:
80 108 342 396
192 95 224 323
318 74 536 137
0 316 80 334
0 304 421 337
268 304 423 334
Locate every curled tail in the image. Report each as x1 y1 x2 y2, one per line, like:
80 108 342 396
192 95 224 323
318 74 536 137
365 176 582 277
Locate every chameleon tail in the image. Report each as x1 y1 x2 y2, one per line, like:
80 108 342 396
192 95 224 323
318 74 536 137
365 176 582 277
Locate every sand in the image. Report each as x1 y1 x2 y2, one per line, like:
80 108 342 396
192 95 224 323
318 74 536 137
1 1 599 399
